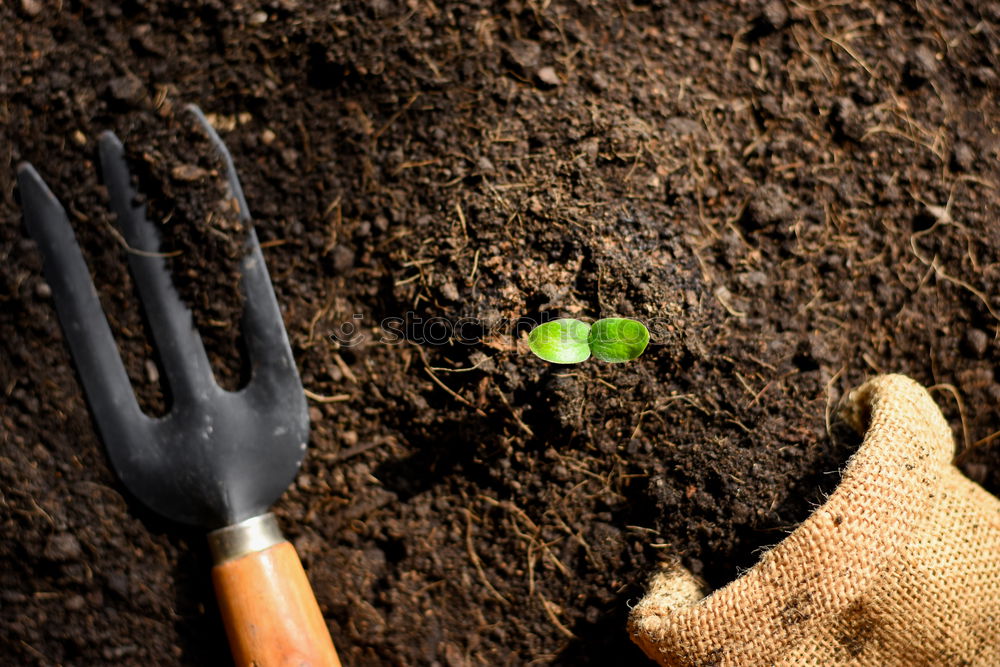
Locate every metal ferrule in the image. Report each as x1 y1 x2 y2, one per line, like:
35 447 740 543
208 513 285 565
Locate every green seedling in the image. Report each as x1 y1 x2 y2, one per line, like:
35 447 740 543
528 318 592 364
588 317 650 363
528 317 649 364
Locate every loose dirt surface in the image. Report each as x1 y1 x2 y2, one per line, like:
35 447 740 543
2 1 999 665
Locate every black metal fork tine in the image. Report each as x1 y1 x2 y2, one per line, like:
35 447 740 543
187 105 303 395
98 131 217 402
16 163 151 441
19 111 312 531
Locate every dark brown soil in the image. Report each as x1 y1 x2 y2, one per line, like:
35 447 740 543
2 1 999 665
122 111 249 393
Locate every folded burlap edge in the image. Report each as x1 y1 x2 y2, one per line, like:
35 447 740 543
628 374 956 666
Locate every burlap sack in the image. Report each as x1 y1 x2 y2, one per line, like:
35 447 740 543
628 374 1000 666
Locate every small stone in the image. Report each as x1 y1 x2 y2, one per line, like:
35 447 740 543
106 75 145 105
951 142 976 172
760 0 789 30
105 571 129 598
664 117 701 136
903 44 939 88
503 40 541 72
341 430 359 447
71 130 87 146
280 148 299 168
829 96 864 142
439 281 460 302
65 594 86 611
170 164 208 182
374 215 389 232
746 184 792 227
130 24 165 56
35 281 52 299
913 45 939 74
757 94 782 119
476 156 495 173
260 129 277 145
536 66 560 87
962 328 989 358
20 0 42 17
44 533 82 562
249 10 268 25
331 245 355 273
145 359 160 384
308 406 323 423
588 71 609 91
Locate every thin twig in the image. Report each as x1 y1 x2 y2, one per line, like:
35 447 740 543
493 383 534 437
418 346 487 416
372 93 421 142
303 388 351 403
462 508 509 606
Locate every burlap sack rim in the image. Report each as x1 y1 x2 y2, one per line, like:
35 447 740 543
629 374 957 660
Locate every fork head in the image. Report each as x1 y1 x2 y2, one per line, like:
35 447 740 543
17 106 310 529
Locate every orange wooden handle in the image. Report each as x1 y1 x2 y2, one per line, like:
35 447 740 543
212 541 342 667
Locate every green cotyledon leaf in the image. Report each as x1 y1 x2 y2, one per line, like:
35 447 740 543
528 318 592 364
588 318 649 363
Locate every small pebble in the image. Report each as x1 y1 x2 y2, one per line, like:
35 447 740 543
145 359 160 384
308 406 323 423
261 129 277 145
588 71 609 91
44 533 82 562
20 0 42 17
280 148 299 168
249 10 268 25
536 66 560 87
664 117 701 136
747 184 792 226
331 245 355 273
105 571 129 598
760 0 789 30
65 594 86 611
504 40 541 71
439 281 460 302
35 281 52 299
170 164 208 182
962 328 989 358
106 75 144 105
951 142 976 172
476 156 495 173
829 96 864 142
71 130 87 146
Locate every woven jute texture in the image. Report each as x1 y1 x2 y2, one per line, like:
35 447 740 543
629 374 1000 666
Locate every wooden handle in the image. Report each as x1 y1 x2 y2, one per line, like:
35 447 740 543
212 541 342 667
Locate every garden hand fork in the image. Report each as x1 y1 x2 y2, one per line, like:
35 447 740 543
17 105 341 667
